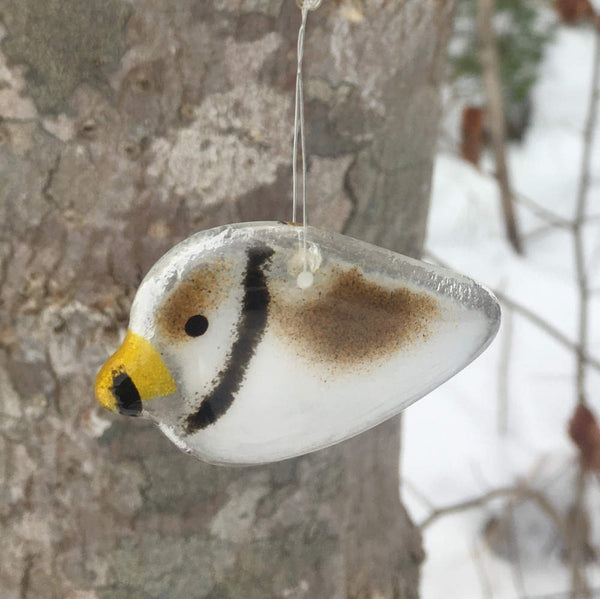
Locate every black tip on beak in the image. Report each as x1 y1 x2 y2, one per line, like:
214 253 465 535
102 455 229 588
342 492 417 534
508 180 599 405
111 372 142 416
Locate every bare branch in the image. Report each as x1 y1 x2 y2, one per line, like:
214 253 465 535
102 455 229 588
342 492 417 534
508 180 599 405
507 504 529 599
573 26 600 407
402 478 437 512
492 289 600 372
476 0 524 254
569 465 592 599
469 541 494 599
420 483 568 549
463 163 600 236
420 485 516 529
498 304 513 435
566 25 600 599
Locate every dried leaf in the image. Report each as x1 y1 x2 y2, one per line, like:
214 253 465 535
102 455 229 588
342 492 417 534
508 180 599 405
555 0 597 24
568 404 600 471
461 106 485 167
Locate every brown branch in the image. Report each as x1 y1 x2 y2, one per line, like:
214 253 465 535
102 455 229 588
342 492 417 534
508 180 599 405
447 142 600 239
573 25 600 408
420 483 568 548
420 485 516 529
568 25 600 599
513 192 573 230
524 222 569 243
402 478 436 512
569 465 591 599
468 164 600 236
498 303 513 435
470 541 494 599
506 506 528 599
477 0 524 254
493 289 600 373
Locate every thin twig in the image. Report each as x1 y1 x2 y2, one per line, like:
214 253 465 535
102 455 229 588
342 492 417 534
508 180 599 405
477 0 523 254
420 484 567 545
470 540 494 599
498 304 513 436
513 192 573 230
524 222 568 243
507 505 528 599
568 23 600 599
421 485 515 529
492 289 600 373
569 463 591 599
402 478 437 512
474 164 600 234
447 146 600 237
573 26 600 408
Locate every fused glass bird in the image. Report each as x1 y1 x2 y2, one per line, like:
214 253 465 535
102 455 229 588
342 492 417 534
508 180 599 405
95 221 500 464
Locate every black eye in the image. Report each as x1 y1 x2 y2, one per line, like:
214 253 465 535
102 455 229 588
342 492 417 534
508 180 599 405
185 315 209 337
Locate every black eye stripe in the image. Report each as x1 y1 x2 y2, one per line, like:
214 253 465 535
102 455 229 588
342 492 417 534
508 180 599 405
185 315 209 337
185 245 273 433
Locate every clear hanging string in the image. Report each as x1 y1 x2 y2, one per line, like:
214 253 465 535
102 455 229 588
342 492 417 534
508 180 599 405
292 0 322 287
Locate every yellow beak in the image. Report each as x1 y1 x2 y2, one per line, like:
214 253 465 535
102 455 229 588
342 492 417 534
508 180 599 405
94 331 177 415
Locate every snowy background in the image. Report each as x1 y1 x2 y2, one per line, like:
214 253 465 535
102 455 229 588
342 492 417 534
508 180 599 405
403 21 600 599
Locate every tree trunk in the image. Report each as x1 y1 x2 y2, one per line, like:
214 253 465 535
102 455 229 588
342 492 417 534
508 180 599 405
0 1 455 598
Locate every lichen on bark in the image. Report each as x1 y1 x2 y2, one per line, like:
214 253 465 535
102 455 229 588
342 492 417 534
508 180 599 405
0 0 131 114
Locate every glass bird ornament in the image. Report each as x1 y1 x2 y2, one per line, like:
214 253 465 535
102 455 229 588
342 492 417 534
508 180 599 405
95 222 500 465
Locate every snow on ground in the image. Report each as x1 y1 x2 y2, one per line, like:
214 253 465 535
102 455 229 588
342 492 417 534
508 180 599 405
403 25 600 598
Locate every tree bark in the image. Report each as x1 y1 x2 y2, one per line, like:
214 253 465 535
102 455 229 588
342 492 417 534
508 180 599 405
0 1 455 597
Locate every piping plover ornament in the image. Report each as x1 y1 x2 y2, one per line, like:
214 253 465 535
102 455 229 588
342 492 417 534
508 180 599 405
95 222 500 464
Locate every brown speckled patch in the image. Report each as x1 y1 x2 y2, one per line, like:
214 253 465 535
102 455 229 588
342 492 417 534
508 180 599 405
156 259 233 342
271 267 439 366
